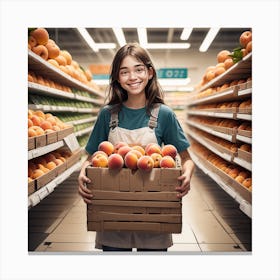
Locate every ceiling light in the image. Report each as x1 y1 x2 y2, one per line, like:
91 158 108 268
77 28 99 52
77 28 116 52
180 28 193 40
112 28 126 47
146 43 191 49
199 28 220 52
137 28 148 45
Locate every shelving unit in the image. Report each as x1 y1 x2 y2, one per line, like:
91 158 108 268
28 49 105 207
185 53 252 217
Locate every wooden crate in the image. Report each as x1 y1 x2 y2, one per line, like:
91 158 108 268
86 167 182 233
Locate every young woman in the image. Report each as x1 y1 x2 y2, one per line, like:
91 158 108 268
78 43 195 251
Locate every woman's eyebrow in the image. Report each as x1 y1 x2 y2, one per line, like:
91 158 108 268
119 64 144 70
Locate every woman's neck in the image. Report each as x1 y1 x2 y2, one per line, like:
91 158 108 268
123 95 146 109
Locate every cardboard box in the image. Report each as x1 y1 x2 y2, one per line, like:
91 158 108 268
86 167 182 233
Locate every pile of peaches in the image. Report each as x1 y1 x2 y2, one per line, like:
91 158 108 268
28 28 99 90
28 109 70 137
199 30 252 87
91 141 179 172
28 148 72 182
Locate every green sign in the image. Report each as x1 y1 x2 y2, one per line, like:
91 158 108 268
157 68 188 79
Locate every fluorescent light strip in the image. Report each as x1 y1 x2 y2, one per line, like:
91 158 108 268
77 28 116 52
77 28 99 52
180 28 193 40
146 43 191 49
137 28 148 45
199 28 220 52
113 28 126 47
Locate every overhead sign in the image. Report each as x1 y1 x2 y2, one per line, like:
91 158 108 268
157 68 188 79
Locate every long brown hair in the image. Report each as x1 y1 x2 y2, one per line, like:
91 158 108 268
106 43 164 114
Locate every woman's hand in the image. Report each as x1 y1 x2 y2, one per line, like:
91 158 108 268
78 159 93 204
176 149 195 198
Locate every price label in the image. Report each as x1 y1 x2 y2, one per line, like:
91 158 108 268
64 134 80 152
157 68 188 79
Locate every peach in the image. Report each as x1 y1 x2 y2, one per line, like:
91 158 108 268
92 150 108 158
129 149 142 159
46 161 57 170
242 178 252 188
55 54 67 66
60 50 72 65
214 66 226 77
131 145 145 156
28 119 33 128
235 175 245 184
137 156 154 172
246 41 252 53
114 142 128 153
117 145 132 159
217 50 231 63
40 120 53 130
145 143 162 156
224 58 234 70
30 28 49 45
108 154 124 170
28 35 37 48
160 156 176 168
205 70 215 82
45 39 60 59
31 169 45 179
150 153 162 168
239 31 252 48
45 116 57 126
48 59 60 68
32 45 48 60
161 144 177 159
54 159 63 166
98 141 114 156
31 115 42 126
33 110 45 119
38 164 49 173
124 151 139 170
91 154 108 168
45 153 57 163
28 127 37 137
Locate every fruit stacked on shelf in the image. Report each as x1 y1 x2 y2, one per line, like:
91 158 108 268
196 77 251 100
198 30 252 88
28 109 71 137
28 27 99 91
28 148 72 181
191 142 252 191
91 141 179 171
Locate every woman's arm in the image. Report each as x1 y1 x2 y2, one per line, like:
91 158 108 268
78 155 94 204
176 149 195 198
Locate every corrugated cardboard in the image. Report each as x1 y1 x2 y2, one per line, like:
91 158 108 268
86 167 182 233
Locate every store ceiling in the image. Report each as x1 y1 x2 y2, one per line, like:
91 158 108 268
47 27 250 65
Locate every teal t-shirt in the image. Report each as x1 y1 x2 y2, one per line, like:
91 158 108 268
85 104 190 155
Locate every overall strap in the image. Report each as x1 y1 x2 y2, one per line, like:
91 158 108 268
148 103 161 129
108 105 119 129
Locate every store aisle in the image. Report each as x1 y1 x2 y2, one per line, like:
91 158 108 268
28 168 251 253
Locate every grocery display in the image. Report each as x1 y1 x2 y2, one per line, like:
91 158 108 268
28 28 105 207
27 27 253 254
185 30 252 217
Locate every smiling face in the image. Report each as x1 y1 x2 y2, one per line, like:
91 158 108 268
118 55 153 97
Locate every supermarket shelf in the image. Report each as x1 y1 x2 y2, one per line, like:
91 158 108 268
28 82 104 106
233 157 252 171
28 140 64 160
189 149 252 218
236 134 252 144
74 126 93 137
187 109 235 119
67 116 97 126
199 52 252 91
28 161 81 209
186 119 235 142
186 128 233 162
28 50 104 99
236 113 252 121
28 104 98 114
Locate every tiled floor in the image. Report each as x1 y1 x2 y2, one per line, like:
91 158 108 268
28 168 251 253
